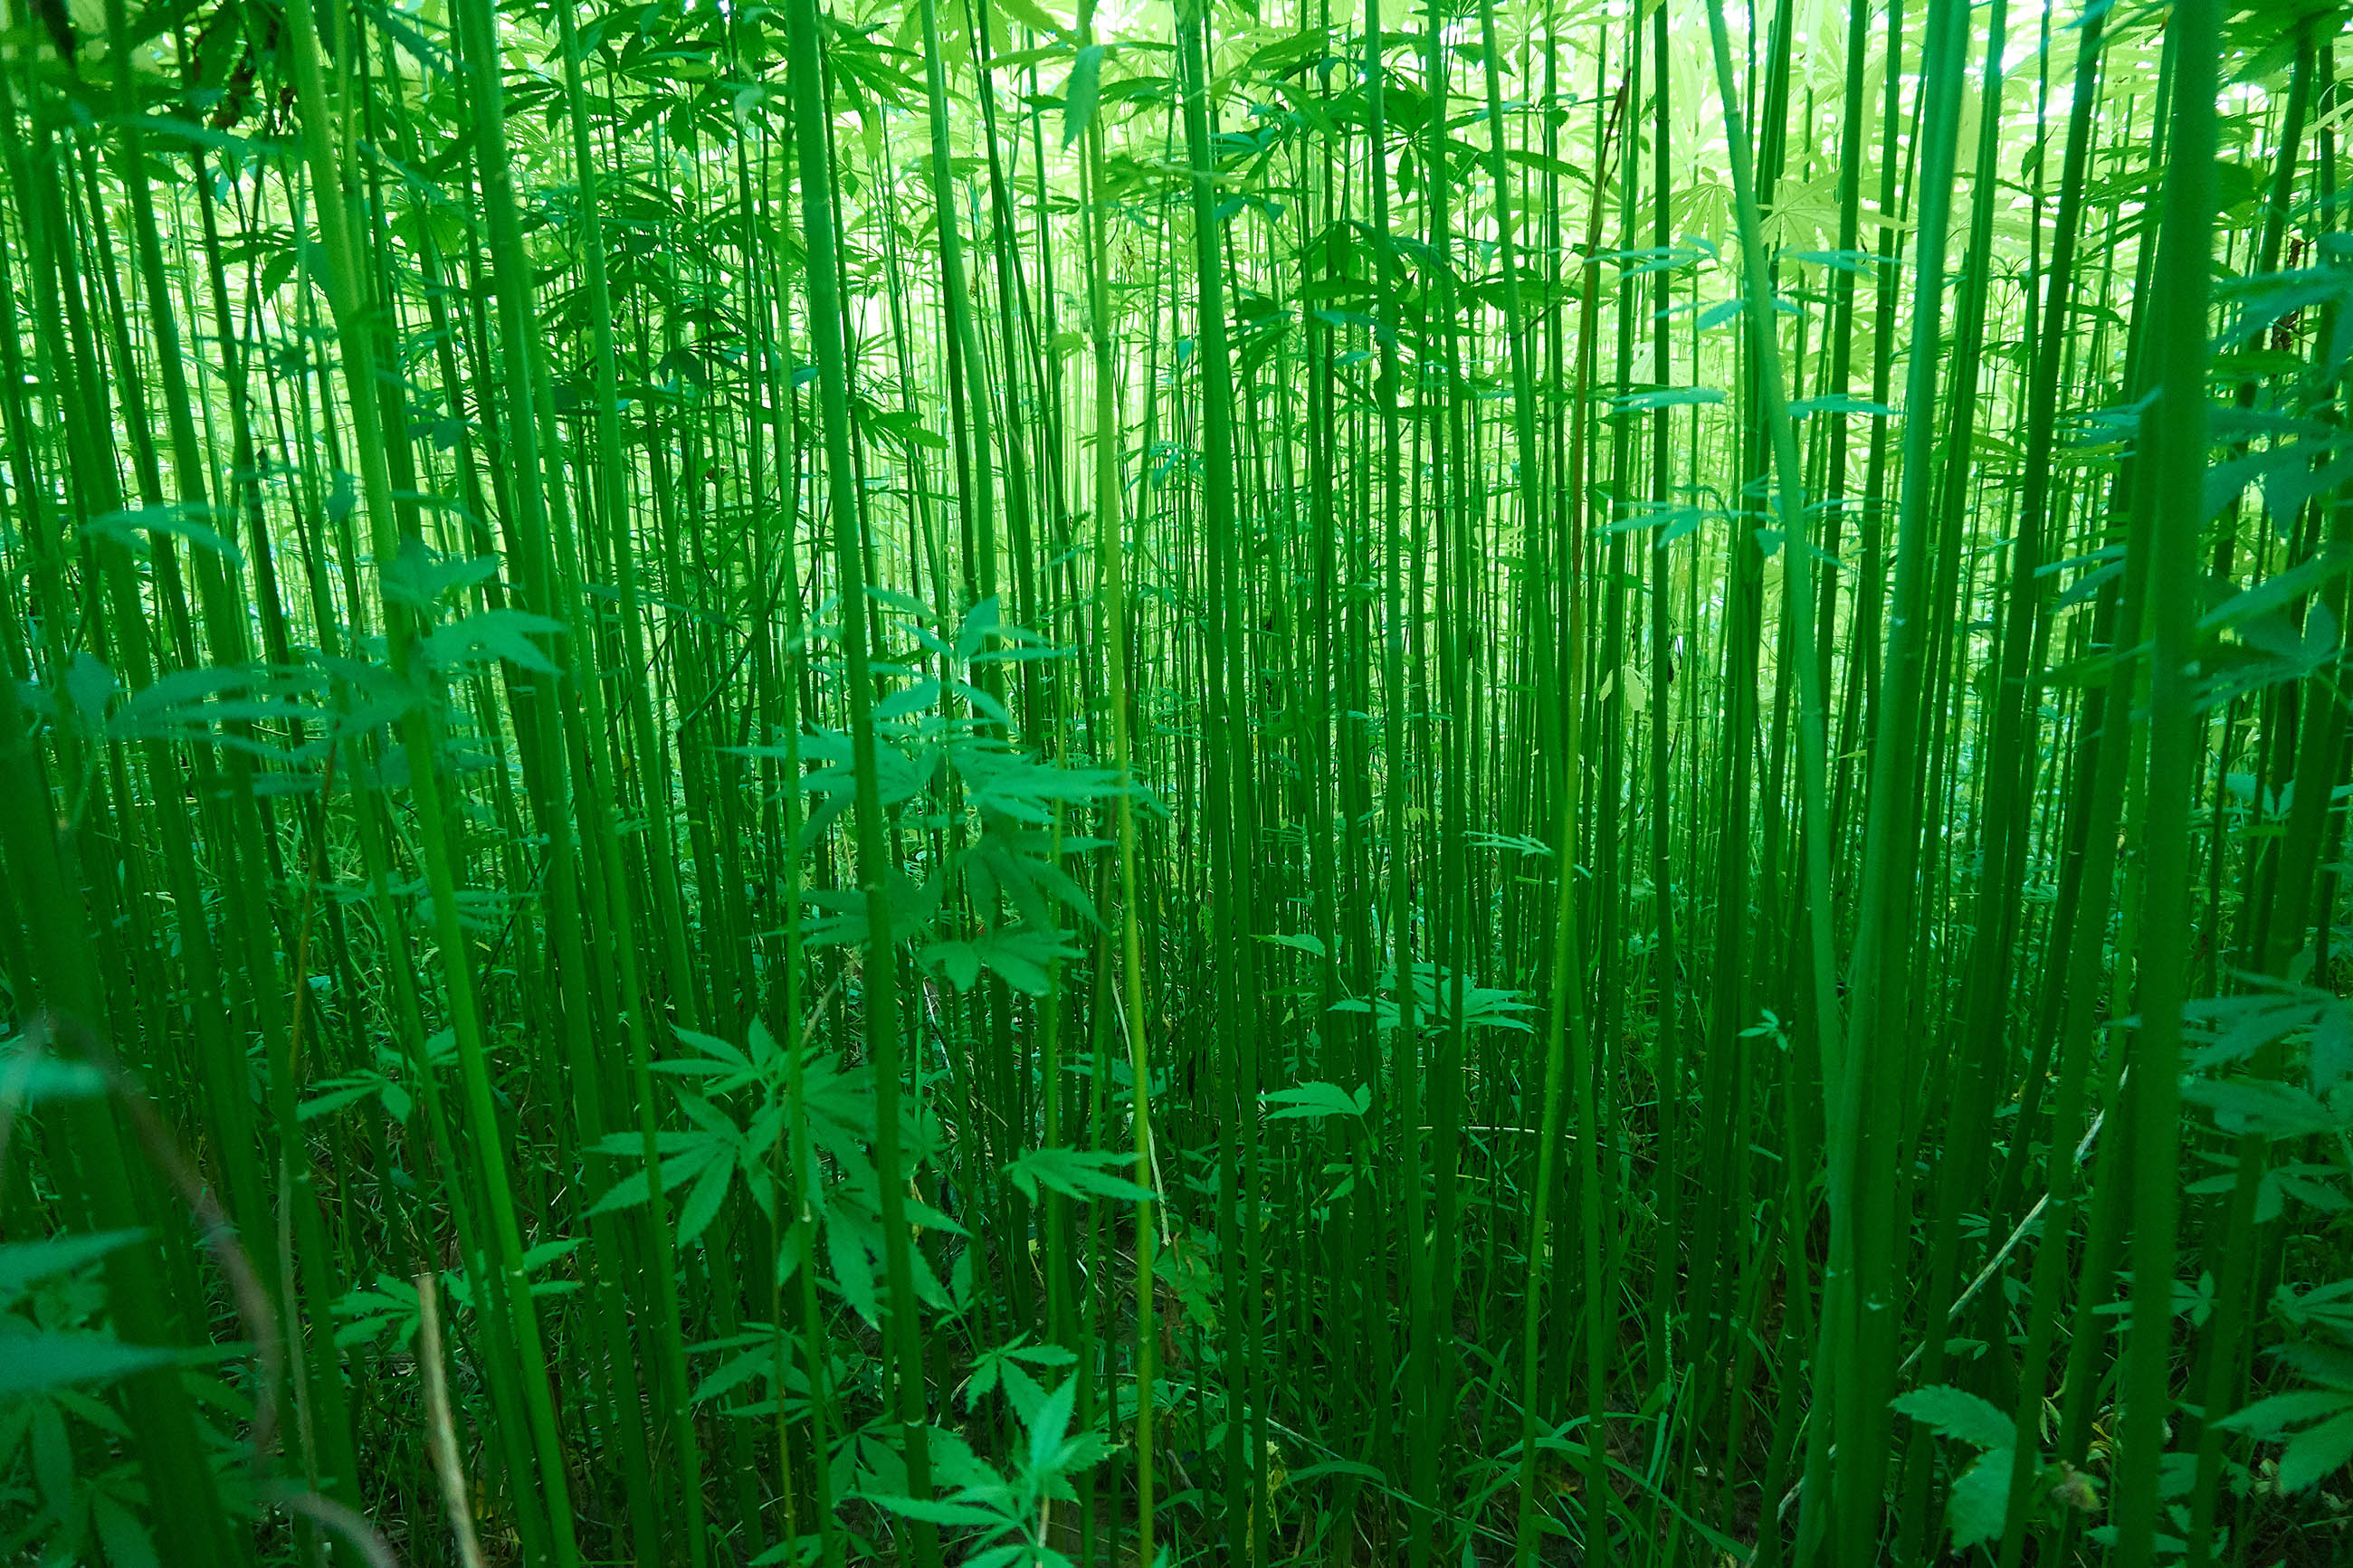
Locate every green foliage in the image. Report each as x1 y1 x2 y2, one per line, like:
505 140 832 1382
1261 1081 1371 1121
1004 1146 1157 1203
0 1231 175 1398
867 1373 1115 1568
0 0 2347 1564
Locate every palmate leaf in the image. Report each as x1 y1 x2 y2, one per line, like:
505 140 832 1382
991 0 1066 37
1464 831 1554 857
597 1065 784 1240
814 1161 957 1314
2188 1155 2349 1222
2180 1077 2344 1139
967 925 1077 996
2219 1348 2353 1486
296 1079 384 1122
793 730 938 809
423 608 567 675
1062 43 1103 147
844 1423 1000 1523
2280 1412 2353 1492
91 1493 161 1568
2217 1357 2353 1491
964 823 1102 930
1004 1145 1157 1204
14 0 2337 1538
954 595 1009 662
2183 984 2339 1070
379 543 500 611
334 1277 426 1348
987 1353 1053 1430
689 1327 812 1411
953 739 1127 823
654 1022 767 1092
921 1423 1002 1495
0 1231 148 1301
960 1547 1043 1568
1344 963 1534 1033
331 1240 583 1348
2218 1388 2353 1438
863 1492 1010 1530
2199 542 2353 629
676 1145 738 1247
966 1334 1078 1411
0 1332 178 1396
1026 1376 1078 1474
1262 1081 1371 1121
1610 385 1724 413
748 1536 824 1568
796 1051 883 1164
84 503 246 571
875 678 944 721
798 868 943 947
824 1205 883 1325
590 1136 723 1215
519 1239 583 1276
2277 1278 2353 1341
1787 394 1893 419
954 596 1062 665
927 938 984 991
298 1043 435 1125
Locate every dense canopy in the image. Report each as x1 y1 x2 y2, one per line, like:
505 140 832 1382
1 0 2350 1564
